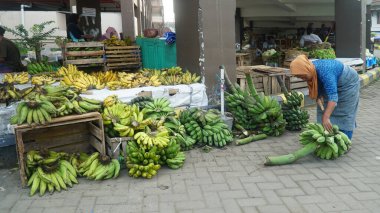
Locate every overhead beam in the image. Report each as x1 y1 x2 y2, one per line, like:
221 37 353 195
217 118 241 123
241 4 334 17
277 0 296 12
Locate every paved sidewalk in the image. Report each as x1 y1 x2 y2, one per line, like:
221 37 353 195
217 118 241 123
1 82 380 213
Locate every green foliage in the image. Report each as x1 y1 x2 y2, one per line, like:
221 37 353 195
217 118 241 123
3 21 58 62
308 48 336 59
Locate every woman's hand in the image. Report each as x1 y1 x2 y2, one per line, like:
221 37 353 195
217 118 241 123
322 114 333 132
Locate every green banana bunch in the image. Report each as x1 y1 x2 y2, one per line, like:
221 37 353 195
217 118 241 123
129 96 154 109
301 123 352 160
143 98 175 120
179 108 233 148
126 141 161 179
282 91 309 131
157 138 186 169
164 116 187 136
79 153 120 180
69 152 89 174
166 152 186 169
11 99 57 126
71 97 102 114
27 62 55 75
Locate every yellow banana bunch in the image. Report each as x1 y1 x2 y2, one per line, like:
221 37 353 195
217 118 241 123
31 75 56 86
103 95 120 108
92 70 118 84
134 126 170 149
58 64 81 76
3 72 29 84
71 73 105 92
145 75 161 87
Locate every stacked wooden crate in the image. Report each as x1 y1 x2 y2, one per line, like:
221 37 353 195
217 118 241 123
63 42 105 68
105 46 142 71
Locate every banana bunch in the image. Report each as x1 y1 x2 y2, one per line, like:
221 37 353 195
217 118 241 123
160 74 183 85
69 152 89 174
103 95 120 108
179 108 233 147
3 72 29 84
78 153 120 180
26 150 78 196
225 87 256 130
126 141 161 179
11 99 57 125
181 70 201 84
282 91 309 131
165 66 183 75
129 96 154 109
174 133 197 151
145 75 162 87
31 75 56 86
66 73 105 92
134 126 170 149
164 117 186 136
0 84 22 103
301 123 352 160
91 70 118 84
102 36 127 46
71 97 102 114
58 64 81 76
158 139 186 169
103 103 151 137
247 95 286 136
27 62 56 75
143 98 174 119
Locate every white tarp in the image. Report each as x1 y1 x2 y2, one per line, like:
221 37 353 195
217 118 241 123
80 83 208 108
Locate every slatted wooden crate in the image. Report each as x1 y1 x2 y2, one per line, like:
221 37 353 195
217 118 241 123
105 136 132 159
236 66 287 95
105 46 141 71
14 112 105 187
63 42 105 68
285 74 308 91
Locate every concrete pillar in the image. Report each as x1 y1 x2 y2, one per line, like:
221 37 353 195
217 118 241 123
120 0 136 39
76 0 102 39
335 0 367 67
174 0 236 94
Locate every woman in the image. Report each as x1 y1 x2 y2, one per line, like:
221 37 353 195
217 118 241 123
290 55 360 139
100 27 119 41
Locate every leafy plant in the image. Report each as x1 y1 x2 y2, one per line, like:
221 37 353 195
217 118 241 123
3 21 57 62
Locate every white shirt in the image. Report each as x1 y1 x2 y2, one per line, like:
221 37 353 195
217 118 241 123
300 33 322 47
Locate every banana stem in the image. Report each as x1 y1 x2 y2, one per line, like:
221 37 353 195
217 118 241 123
264 142 317 166
223 66 238 94
275 76 289 95
244 72 260 102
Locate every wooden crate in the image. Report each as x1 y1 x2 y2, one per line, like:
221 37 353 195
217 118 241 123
105 46 141 71
14 112 105 187
105 136 132 159
236 65 287 95
63 42 105 68
285 74 308 91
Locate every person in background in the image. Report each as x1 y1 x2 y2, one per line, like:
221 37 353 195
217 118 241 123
66 14 93 42
100 27 119 41
290 55 360 140
300 24 322 48
0 26 24 73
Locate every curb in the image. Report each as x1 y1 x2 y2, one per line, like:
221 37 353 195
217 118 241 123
274 68 380 106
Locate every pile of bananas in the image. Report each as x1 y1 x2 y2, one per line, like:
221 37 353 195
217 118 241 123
31 75 56 86
102 103 151 137
26 150 78 196
69 152 89 174
225 71 285 136
158 139 186 169
102 36 128 46
27 62 56 75
164 117 196 150
139 67 201 86
11 99 57 125
0 84 22 104
78 152 120 180
265 123 352 166
92 71 118 84
126 141 161 179
103 95 120 108
58 64 81 76
180 108 233 147
180 70 202 85
282 91 309 131
301 123 352 160
143 98 174 120
129 96 154 109
62 72 105 92
134 126 170 149
3 72 29 84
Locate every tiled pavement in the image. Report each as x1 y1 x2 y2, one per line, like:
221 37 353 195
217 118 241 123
1 82 380 213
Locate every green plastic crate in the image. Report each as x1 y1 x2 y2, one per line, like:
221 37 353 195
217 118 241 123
136 38 177 69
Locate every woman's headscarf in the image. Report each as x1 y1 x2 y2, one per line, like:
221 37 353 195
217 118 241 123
290 55 318 100
103 27 118 39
